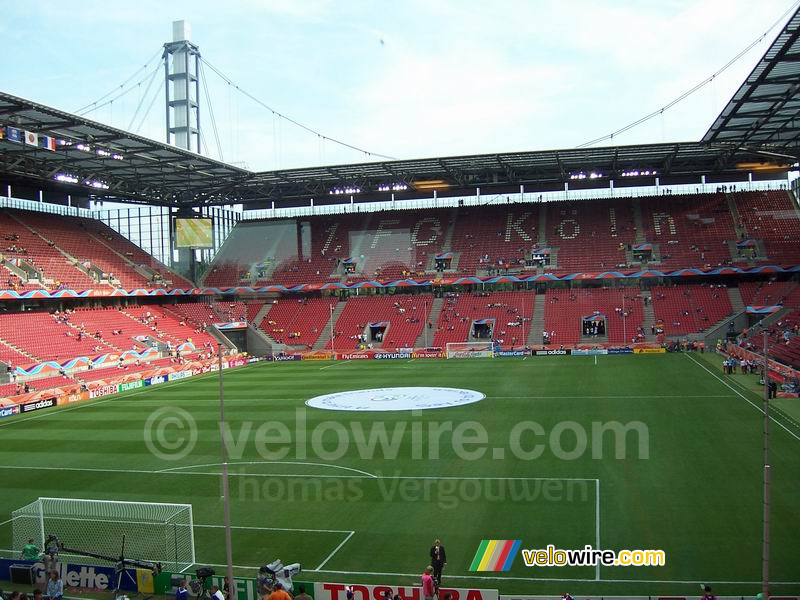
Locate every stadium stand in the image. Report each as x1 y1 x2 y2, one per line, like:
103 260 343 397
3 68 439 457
544 198 637 272
201 192 800 289
543 287 644 345
650 284 733 336
0 311 117 362
638 193 737 270
738 280 798 306
263 296 338 348
329 294 431 349
0 211 97 289
432 291 534 347
1 209 191 290
123 306 218 349
733 190 800 265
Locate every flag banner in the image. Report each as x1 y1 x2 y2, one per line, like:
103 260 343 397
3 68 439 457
24 131 38 146
6 127 23 143
38 135 57 151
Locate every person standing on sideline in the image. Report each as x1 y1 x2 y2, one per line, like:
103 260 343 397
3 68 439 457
430 539 447 586
422 566 435 600
176 580 189 600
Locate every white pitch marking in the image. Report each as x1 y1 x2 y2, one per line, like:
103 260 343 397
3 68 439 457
158 460 378 479
315 530 355 570
684 353 800 442
320 360 351 370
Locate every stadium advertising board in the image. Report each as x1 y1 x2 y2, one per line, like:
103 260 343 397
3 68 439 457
119 380 144 391
168 370 192 382
90 384 120 398
412 350 444 359
21 397 56 412
338 352 372 360
314 582 498 600
607 347 634 354
495 349 531 357
65 391 90 403
535 349 571 356
302 352 334 361
374 351 412 360
572 348 608 356
144 374 168 386
273 354 302 361
0 404 20 418
0 559 137 591
633 347 666 354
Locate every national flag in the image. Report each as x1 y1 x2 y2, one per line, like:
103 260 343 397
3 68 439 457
24 131 38 146
0 127 4 141
469 540 521 571
6 126 23 143
38 135 57 151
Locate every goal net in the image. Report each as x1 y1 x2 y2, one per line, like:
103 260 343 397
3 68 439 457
445 341 495 359
12 497 195 571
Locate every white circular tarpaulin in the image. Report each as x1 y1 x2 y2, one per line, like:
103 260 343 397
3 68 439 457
305 387 485 412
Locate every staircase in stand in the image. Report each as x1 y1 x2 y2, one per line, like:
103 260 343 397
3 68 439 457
414 297 444 348
632 198 646 244
313 300 347 350
640 292 658 342
528 293 545 346
727 286 746 314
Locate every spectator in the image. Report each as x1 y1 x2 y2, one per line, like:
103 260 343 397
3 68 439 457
176 580 189 600
46 572 63 600
210 585 225 600
266 582 292 600
294 586 312 600
422 566 435 600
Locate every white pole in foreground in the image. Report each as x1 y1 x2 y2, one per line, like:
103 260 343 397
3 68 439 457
762 331 770 600
330 302 336 359
218 345 235 599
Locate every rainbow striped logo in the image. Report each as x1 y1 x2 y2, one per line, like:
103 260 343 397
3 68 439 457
469 540 522 571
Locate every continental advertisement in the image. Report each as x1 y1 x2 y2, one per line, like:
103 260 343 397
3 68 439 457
633 347 666 354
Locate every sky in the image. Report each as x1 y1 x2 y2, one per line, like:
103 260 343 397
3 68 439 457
1 0 796 172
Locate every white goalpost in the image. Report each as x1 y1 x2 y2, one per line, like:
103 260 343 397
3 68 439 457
445 341 495 359
11 497 195 571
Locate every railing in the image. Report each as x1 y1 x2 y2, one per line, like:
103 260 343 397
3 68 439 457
238 180 792 221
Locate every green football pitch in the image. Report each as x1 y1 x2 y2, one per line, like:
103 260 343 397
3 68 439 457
1 353 799 597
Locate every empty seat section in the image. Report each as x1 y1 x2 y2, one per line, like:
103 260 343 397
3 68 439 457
650 285 732 336
433 291 534 347
543 288 644 345
328 295 432 349
263 297 338 347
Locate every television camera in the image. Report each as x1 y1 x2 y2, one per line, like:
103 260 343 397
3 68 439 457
257 560 301 594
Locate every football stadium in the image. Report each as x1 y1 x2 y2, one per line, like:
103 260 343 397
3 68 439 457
1 4 800 600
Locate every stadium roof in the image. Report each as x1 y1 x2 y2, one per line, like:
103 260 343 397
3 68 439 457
703 7 800 152
0 91 249 206
1 5 799 208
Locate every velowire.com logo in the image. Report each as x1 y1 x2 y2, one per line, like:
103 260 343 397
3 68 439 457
469 540 521 572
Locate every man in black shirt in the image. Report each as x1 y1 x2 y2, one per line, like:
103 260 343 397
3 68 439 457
429 538 447 586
